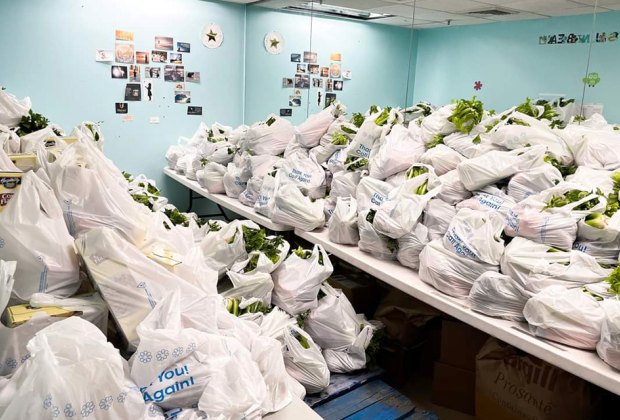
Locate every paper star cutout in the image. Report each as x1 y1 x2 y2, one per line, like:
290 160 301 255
270 38 280 48
474 80 483 91
206 29 218 42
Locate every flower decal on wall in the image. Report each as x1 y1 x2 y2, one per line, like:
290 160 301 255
474 80 483 91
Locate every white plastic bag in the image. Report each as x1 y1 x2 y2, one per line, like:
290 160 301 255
250 155 282 178
0 91 31 128
0 125 20 154
419 239 498 298
29 292 109 333
254 172 279 218
358 210 397 260
347 115 387 159
223 162 251 198
457 145 546 191
197 162 227 193
523 286 604 350
456 186 516 218
282 325 330 394
397 223 430 270
355 176 393 213
596 299 620 370
566 167 615 196
443 132 504 159
559 127 620 170
442 208 505 265
507 164 563 203
330 170 361 199
245 115 295 156
0 172 79 301
328 197 359 245
280 154 326 199
468 272 532 321
75 227 208 350
201 220 257 276
436 169 472 205
296 104 342 148
238 176 263 207
500 237 610 293
222 271 274 306
0 317 163 419
423 199 457 241
272 245 334 315
368 125 424 180
419 144 466 176
271 184 325 231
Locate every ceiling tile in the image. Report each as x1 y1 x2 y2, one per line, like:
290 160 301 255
569 0 620 5
413 0 498 13
502 0 591 14
367 4 416 18
312 0 392 10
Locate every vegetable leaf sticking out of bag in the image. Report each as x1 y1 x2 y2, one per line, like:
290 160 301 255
225 297 269 316
331 132 349 145
266 116 277 126
164 207 189 226
544 189 599 211
543 155 577 177
374 107 392 127
206 220 221 232
17 109 50 136
605 266 620 295
293 246 324 265
426 134 445 149
351 113 365 128
585 212 609 230
448 97 484 134
345 156 368 171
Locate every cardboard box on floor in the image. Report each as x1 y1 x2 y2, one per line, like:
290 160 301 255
476 338 601 420
440 318 489 372
432 361 476 415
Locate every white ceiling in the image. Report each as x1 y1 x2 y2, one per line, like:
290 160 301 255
227 0 618 28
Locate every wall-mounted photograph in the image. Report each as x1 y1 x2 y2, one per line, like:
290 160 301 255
303 51 317 63
289 95 301 107
170 53 183 65
111 65 128 79
308 64 319 75
115 43 134 63
145 67 160 78
115 102 128 114
124 83 141 101
129 65 140 82
136 51 149 64
282 77 294 88
188 106 202 115
290 53 301 63
294 74 310 89
177 42 191 53
175 90 191 104
296 64 307 74
155 36 173 50
151 50 167 63
186 72 200 83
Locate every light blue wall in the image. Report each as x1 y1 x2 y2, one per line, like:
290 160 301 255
244 7 416 125
413 11 620 122
0 0 246 207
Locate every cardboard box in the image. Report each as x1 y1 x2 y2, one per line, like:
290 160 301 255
476 338 601 420
8 154 36 172
432 361 475 415
328 274 379 318
378 344 420 388
5 304 76 327
440 319 489 371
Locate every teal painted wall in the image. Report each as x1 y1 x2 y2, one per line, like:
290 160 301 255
0 0 246 207
413 11 620 122
244 7 417 125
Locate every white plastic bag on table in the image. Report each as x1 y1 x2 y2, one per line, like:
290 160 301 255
166 247 218 296
419 144 466 176
271 184 325 231
0 172 79 301
457 145 546 191
0 91 30 128
397 223 430 270
505 203 577 250
296 103 343 148
165 142 189 170
443 132 504 159
0 124 20 154
347 114 388 159
222 271 274 306
500 237 610 293
528 182 606 221
272 244 333 315
250 155 282 178
358 209 397 260
490 113 573 165
309 119 352 165
326 148 347 174
230 235 290 276
436 169 472 205
468 271 532 321
76 227 208 350
190 122 210 145
419 104 456 144
596 299 620 369
330 170 361 199
368 125 425 180
329 197 359 245
229 124 249 146
196 161 226 193
72 121 104 150
457 186 516 218
204 142 236 166
304 284 361 349
0 317 163 420
280 153 326 199
211 122 233 141
566 167 615 196
523 286 604 350
573 239 620 265
559 127 620 170
282 325 330 394
254 172 279 218
419 239 498 298
423 199 457 241
507 164 563 203
238 176 263 207
177 154 202 180
245 114 295 156
442 208 505 265
45 139 149 246
355 176 393 213
385 170 407 188
223 162 250 198
201 220 256 276
283 132 308 159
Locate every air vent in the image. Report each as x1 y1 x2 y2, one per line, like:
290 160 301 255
466 8 518 16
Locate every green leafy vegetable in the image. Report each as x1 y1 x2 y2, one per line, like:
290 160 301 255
406 166 429 179
369 105 380 115
449 97 484 134
206 221 221 232
374 107 392 126
543 155 577 177
266 116 276 126
345 156 368 171
426 134 445 149
331 132 349 145
584 212 609 230
164 207 189 227
387 238 399 253
366 209 376 223
293 246 323 265
472 135 481 145
605 266 620 295
225 297 269 316
84 123 101 142
544 189 599 211
17 110 50 136
341 125 357 135
365 326 385 368
351 113 365 128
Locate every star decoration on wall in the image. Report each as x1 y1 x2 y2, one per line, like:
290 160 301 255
206 30 218 42
264 32 284 54
474 80 483 91
270 38 280 48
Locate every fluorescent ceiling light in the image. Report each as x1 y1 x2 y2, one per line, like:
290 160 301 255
284 2 393 20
